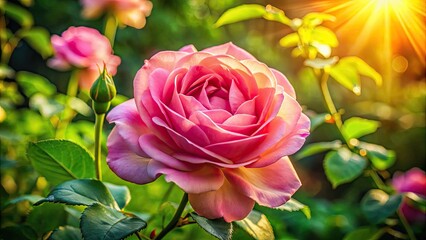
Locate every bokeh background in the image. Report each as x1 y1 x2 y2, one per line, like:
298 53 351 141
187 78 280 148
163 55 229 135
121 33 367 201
2 0 425 239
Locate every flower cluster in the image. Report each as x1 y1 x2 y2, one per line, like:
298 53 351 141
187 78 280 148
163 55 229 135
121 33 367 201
106 43 310 222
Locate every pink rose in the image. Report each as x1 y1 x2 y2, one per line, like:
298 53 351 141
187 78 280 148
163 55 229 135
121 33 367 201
48 26 121 90
81 0 152 29
107 43 310 222
392 168 426 223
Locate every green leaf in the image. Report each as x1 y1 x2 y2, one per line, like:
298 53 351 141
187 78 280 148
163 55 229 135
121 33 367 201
329 57 382 95
342 117 380 140
236 210 274 240
324 148 367 188
49 226 82 240
30 94 64 117
304 56 338 69
215 4 266 27
361 189 402 224
329 60 361 95
357 142 396 170
279 33 299 48
26 203 67 236
1 194 43 210
80 203 147 240
21 27 53 59
104 182 131 210
294 140 342 160
16 71 56 97
4 2 33 27
111 94 129 107
69 96 92 117
190 212 232 240
343 226 385 240
308 112 328 131
0 225 38 240
27 140 95 186
341 57 382 86
35 179 118 209
263 5 291 25
275 198 311 219
311 26 338 47
302 12 336 27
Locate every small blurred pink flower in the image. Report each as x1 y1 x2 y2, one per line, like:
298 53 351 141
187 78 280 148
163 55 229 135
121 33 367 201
48 26 120 90
392 168 426 223
81 0 152 29
106 43 310 222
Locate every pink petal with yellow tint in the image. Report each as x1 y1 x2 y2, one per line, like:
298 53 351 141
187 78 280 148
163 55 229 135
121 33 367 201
225 157 301 207
202 42 256 60
189 179 255 222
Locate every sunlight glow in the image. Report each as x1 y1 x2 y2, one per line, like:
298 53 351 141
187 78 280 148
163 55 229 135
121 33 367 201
324 0 426 65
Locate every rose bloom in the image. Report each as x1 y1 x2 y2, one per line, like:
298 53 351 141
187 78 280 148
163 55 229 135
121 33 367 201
48 26 121 90
81 0 152 29
392 168 426 223
107 43 310 222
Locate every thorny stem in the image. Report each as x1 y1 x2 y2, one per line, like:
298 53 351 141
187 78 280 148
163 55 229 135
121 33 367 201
94 113 105 181
155 193 188 240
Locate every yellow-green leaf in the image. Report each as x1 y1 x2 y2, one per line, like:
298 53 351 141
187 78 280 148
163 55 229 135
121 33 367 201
4 2 33 28
215 4 266 27
21 27 53 59
329 59 361 95
342 117 380 140
279 33 299 48
342 56 382 86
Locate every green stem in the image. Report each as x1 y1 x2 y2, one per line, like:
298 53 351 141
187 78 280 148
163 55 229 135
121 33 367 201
369 170 387 191
155 193 188 240
104 14 118 47
55 70 79 138
94 113 105 181
397 211 416 240
317 70 352 148
158 184 176 210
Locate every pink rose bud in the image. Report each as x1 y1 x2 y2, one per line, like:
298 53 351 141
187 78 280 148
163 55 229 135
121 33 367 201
106 43 310 222
48 26 121 90
392 168 426 223
81 0 153 29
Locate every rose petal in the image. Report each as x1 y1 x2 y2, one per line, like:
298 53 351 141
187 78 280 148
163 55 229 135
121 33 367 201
179 44 198 53
151 163 225 194
107 99 149 157
202 42 256 61
225 157 301 207
107 128 155 184
189 179 255 222
138 134 196 171
249 113 310 168
151 117 233 164
271 68 296 98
